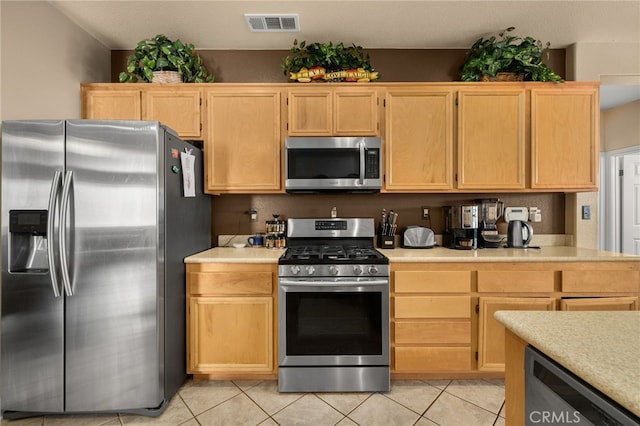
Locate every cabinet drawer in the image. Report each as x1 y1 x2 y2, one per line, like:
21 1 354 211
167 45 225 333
394 271 471 293
562 270 640 293
395 320 471 344
188 272 272 295
477 270 554 293
395 347 471 371
394 296 470 319
560 297 638 311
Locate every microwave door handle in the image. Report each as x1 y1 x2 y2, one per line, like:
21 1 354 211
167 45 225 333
359 141 365 185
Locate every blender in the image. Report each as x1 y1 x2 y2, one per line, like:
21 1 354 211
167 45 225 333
476 198 505 248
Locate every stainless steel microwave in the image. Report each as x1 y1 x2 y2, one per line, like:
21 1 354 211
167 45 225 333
285 136 382 193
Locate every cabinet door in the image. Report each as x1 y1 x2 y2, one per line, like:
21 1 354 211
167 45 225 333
205 88 281 193
478 297 555 371
142 89 202 138
82 89 141 120
333 88 378 135
287 89 332 135
188 296 273 374
531 87 599 189
384 89 454 191
561 297 638 311
457 90 525 189
287 87 379 136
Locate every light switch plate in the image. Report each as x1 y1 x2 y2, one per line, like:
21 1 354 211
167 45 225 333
504 207 529 222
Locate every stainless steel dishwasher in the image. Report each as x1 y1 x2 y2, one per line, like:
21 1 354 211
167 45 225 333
525 346 639 425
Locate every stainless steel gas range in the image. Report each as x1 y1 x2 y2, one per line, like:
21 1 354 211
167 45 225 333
278 218 390 393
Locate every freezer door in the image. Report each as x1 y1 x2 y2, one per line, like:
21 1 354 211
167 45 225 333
63 120 163 411
1 121 65 413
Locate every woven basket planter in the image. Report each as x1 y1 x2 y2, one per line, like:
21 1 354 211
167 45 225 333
481 72 524 82
152 71 182 83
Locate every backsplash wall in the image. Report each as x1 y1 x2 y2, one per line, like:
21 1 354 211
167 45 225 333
211 193 564 244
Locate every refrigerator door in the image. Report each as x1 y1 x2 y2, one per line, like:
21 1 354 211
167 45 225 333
1 121 65 414
63 120 162 411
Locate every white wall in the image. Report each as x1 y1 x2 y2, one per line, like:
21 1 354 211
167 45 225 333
601 100 640 152
1 1 110 120
566 42 640 82
565 42 640 249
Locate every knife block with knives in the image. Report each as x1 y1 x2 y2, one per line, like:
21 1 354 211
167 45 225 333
379 209 398 249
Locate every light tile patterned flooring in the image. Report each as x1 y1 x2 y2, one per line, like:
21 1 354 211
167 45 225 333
1 379 505 426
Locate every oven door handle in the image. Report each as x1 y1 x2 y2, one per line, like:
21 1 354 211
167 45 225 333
279 278 389 287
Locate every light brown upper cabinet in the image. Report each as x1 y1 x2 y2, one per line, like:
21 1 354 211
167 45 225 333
287 86 379 136
204 86 282 194
142 89 202 138
457 89 526 190
530 86 599 190
81 84 202 139
82 86 141 120
383 88 454 191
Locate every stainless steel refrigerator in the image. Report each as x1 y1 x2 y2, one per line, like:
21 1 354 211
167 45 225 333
1 120 211 418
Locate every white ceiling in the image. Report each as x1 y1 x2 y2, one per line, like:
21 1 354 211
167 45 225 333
50 0 640 108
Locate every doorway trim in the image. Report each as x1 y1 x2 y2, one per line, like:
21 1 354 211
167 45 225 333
600 146 640 252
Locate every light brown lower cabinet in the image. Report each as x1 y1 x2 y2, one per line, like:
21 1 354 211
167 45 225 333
183 261 639 380
186 263 277 378
393 269 473 372
478 297 556 371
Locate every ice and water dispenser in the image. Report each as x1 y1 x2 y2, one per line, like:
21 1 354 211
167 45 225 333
9 210 49 273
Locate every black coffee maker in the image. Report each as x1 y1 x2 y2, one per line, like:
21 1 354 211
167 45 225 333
443 205 479 250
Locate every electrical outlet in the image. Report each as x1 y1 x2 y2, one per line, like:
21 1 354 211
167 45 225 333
248 208 258 222
422 207 430 219
582 205 591 220
529 207 542 222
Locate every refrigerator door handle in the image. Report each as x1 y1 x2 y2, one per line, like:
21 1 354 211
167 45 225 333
59 170 74 297
47 170 63 298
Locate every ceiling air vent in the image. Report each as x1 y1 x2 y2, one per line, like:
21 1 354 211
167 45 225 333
245 14 299 32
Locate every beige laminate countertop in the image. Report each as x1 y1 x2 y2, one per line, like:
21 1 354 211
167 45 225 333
495 311 640 417
185 246 639 264
185 247 285 263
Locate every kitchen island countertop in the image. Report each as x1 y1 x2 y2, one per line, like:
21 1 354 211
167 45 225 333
495 311 640 418
185 246 639 263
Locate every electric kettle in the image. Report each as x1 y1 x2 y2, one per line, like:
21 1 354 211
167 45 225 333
507 220 533 248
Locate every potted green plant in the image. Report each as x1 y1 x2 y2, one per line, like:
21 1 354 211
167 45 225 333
281 40 379 82
119 34 214 83
460 27 563 82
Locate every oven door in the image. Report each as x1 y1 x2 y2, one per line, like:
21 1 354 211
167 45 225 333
285 137 382 192
278 277 389 367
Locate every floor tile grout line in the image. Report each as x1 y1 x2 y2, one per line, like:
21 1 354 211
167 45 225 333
177 380 247 421
492 400 506 426
314 391 375 417
238 383 284 424
441 389 504 417
416 384 449 423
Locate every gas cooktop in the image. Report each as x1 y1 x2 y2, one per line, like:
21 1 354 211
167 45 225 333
278 218 389 268
280 244 387 264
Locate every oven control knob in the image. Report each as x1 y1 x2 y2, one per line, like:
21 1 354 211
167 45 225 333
305 265 316 275
290 265 301 275
329 266 339 275
368 265 379 275
353 265 363 275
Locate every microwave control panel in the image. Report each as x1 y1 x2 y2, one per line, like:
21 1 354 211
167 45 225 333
365 149 380 178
